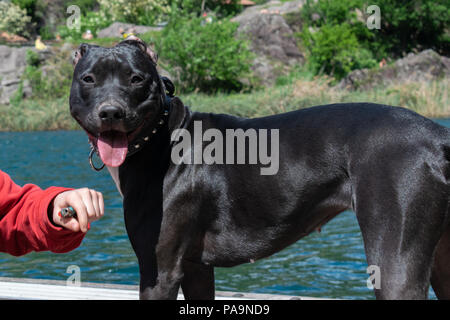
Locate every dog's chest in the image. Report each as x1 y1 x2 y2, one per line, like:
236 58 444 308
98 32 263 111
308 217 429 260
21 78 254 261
106 166 123 197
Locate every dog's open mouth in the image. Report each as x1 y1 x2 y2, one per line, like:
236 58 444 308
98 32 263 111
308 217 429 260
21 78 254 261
80 112 152 168
97 131 129 167
87 119 148 167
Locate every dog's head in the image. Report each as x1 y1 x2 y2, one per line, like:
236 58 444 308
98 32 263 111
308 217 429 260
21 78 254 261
70 38 165 167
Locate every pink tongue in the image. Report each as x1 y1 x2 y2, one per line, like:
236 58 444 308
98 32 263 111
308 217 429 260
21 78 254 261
97 131 128 167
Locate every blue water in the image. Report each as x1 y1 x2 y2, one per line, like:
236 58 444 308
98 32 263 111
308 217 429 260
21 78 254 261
0 118 449 299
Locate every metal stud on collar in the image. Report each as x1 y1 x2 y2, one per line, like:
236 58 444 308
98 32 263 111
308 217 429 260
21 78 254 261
125 105 170 157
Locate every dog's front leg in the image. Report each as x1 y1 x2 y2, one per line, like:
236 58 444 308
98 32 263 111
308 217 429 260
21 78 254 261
127 237 185 299
181 260 215 300
124 207 184 300
138 243 185 300
139 272 183 300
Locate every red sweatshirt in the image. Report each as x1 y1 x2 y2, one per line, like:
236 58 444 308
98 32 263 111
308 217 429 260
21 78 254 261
0 170 85 256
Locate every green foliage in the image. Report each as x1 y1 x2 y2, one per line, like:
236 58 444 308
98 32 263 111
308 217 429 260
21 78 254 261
183 78 450 120
299 0 378 79
301 23 377 80
38 25 55 40
301 0 365 27
64 0 99 13
92 0 243 26
155 16 253 93
25 49 40 67
12 0 49 38
275 65 315 87
299 0 450 80
57 11 111 40
97 0 171 26
0 1 32 37
11 0 37 17
22 48 73 101
9 81 24 107
168 0 243 18
23 66 45 98
0 96 79 131
372 0 450 56
301 0 450 64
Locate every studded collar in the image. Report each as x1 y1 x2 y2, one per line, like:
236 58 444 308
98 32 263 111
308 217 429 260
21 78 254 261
125 96 171 158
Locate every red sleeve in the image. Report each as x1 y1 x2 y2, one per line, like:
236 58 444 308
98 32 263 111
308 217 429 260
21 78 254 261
0 170 85 256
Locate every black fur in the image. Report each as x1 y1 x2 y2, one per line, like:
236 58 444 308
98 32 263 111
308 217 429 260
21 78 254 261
70 42 450 300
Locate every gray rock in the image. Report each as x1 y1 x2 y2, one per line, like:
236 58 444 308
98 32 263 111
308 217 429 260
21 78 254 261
250 55 278 86
393 50 450 81
338 49 450 90
60 42 75 53
237 14 303 64
97 22 163 38
22 79 32 98
232 1 305 85
0 45 29 105
232 0 305 24
0 45 52 105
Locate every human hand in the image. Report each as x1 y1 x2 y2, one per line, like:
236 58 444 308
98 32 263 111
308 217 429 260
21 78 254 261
51 188 104 233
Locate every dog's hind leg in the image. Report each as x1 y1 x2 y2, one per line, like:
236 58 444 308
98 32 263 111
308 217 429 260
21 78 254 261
431 145 450 299
181 260 215 300
431 222 450 299
353 169 447 299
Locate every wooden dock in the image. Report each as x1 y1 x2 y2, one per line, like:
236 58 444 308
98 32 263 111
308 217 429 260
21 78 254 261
0 277 324 300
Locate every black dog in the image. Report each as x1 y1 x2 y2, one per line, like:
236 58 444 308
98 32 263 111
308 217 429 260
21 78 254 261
69 39 450 300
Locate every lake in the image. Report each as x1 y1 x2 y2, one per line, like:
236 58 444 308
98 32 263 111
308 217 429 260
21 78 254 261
0 118 449 299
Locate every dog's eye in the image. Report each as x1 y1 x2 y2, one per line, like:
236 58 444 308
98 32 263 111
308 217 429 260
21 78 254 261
131 75 144 84
82 75 95 84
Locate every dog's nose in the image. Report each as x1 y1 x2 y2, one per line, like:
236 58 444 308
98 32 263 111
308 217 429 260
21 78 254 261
98 105 125 121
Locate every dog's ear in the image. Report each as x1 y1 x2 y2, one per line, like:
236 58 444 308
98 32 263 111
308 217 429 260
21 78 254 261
146 46 158 66
168 97 189 133
73 43 90 67
122 36 158 66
